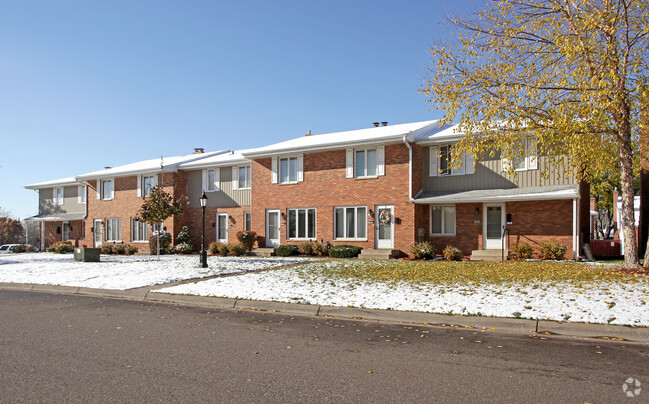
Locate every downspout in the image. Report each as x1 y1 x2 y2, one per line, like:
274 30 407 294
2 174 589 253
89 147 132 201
573 197 578 260
402 135 414 202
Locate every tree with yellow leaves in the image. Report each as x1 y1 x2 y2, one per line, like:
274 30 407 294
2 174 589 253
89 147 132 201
421 0 649 268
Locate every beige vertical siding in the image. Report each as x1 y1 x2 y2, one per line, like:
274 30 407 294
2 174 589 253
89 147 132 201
38 186 85 215
186 167 251 208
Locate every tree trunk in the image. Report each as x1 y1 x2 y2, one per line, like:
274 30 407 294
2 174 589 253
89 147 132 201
618 132 640 268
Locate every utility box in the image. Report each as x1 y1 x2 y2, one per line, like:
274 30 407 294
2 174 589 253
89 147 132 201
74 247 100 262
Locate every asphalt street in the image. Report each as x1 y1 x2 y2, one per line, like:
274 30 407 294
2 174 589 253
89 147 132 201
1 290 647 403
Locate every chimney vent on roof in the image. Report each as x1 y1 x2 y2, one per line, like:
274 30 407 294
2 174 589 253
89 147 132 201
104 166 112 170
193 148 205 154
305 130 312 136
381 121 388 126
373 122 380 127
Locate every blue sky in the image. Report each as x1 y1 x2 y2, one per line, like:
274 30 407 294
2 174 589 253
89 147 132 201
0 0 475 219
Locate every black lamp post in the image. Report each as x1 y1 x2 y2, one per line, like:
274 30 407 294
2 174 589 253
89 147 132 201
200 192 208 268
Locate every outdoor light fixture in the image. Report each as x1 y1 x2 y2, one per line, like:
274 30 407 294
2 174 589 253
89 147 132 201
475 207 480 215
368 209 373 216
200 192 208 268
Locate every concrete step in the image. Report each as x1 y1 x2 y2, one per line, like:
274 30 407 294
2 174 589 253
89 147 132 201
470 249 509 262
358 249 400 260
248 248 275 257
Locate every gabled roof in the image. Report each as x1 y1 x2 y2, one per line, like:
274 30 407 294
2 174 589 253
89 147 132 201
75 150 229 180
242 120 443 158
414 185 578 204
24 177 80 190
177 150 252 170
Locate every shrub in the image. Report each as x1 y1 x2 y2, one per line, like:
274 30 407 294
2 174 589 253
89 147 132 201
328 245 362 258
443 245 463 261
125 245 138 255
208 242 228 255
236 231 257 251
509 242 534 260
539 242 568 260
175 242 193 254
149 231 172 255
101 244 114 254
409 241 436 259
228 243 247 256
113 243 127 255
176 226 191 245
25 245 36 252
51 241 74 254
13 244 27 253
274 245 299 257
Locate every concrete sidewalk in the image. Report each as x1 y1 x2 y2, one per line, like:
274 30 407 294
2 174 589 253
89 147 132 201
1 281 647 343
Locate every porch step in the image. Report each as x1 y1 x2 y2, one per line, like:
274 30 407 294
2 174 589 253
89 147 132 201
470 249 509 262
358 249 400 260
248 248 276 257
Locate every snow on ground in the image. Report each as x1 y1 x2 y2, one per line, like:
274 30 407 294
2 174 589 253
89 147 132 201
0 253 306 290
156 263 649 327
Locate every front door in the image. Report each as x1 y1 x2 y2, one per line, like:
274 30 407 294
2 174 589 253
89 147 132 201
375 205 394 249
94 219 103 248
216 213 228 244
62 223 71 241
266 209 281 247
483 204 505 249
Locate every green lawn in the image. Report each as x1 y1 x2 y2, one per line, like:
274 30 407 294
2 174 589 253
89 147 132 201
294 259 643 287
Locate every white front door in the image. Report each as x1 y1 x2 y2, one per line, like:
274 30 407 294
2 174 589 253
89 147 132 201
216 213 228 244
375 205 394 249
483 204 505 249
94 219 103 247
266 209 281 247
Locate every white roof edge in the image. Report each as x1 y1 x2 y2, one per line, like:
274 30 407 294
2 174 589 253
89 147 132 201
414 189 579 204
179 157 251 170
24 177 80 190
242 137 407 158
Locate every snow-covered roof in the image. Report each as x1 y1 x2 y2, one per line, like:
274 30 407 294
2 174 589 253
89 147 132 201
177 150 252 170
242 120 443 157
414 123 465 144
75 150 229 180
414 185 578 204
24 177 80 190
24 212 86 222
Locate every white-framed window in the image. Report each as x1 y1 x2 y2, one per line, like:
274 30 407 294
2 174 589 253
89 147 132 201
271 155 304 184
244 212 252 231
105 218 122 241
429 144 474 177
233 165 251 190
287 208 316 239
502 139 538 172
346 147 385 178
142 175 157 197
430 205 456 236
131 218 149 242
80 221 85 240
334 206 367 239
201 168 220 192
100 179 114 200
78 185 86 204
54 187 63 206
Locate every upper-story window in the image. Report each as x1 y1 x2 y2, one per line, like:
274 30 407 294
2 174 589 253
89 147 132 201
201 168 220 192
54 187 63 206
233 165 251 190
78 185 86 204
346 147 385 178
142 175 157 196
271 155 304 184
429 144 474 177
100 179 114 200
502 139 538 172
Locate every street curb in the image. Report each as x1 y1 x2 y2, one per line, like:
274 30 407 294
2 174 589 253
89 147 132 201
1 282 647 343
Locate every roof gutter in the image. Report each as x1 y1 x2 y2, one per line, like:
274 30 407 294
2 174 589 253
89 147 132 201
403 134 414 202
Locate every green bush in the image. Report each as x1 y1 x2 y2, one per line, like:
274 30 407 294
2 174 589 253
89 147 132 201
409 241 436 259
51 241 74 254
100 244 114 254
539 242 568 260
228 243 247 256
176 226 191 245
175 242 193 254
236 231 257 251
149 231 172 255
12 244 27 253
509 242 534 260
328 245 362 258
125 245 138 255
274 245 299 257
443 245 463 261
113 243 127 255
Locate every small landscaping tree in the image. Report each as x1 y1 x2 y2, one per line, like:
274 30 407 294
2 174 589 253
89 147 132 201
176 226 191 245
136 187 186 259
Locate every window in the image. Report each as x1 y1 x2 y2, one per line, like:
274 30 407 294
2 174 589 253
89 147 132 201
430 205 456 236
244 212 251 231
142 175 157 197
202 168 220 192
54 187 63 206
287 208 316 239
78 185 86 204
334 206 367 239
233 165 251 190
429 145 474 177
502 139 538 172
131 218 149 242
105 218 122 241
280 157 298 183
100 179 114 200
80 221 85 240
346 147 385 178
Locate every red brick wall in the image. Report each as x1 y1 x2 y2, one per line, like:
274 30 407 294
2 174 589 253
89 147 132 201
183 206 251 251
42 220 85 249
418 203 483 257
250 143 416 255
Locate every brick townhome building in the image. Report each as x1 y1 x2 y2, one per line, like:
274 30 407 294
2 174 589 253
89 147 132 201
25 120 587 259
